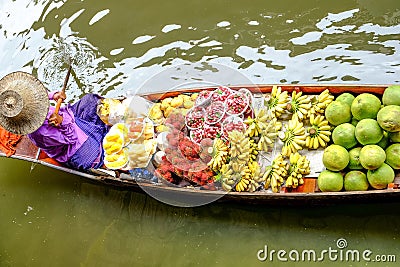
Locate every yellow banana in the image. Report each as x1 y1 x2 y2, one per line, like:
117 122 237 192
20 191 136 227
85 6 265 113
287 91 311 121
265 86 289 118
305 114 332 149
286 152 310 189
279 117 307 157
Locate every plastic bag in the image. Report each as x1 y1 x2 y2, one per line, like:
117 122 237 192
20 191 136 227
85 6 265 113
97 98 126 126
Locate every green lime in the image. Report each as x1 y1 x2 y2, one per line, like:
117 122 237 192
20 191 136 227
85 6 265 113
347 147 363 170
332 123 358 149
325 101 351 126
367 163 395 189
385 143 400 169
344 171 369 191
322 144 349 171
336 92 355 107
359 145 386 170
382 85 400 106
351 93 381 120
318 170 344 192
377 105 400 132
355 119 383 145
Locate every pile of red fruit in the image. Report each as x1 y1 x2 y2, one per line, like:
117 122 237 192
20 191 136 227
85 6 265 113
165 111 186 131
155 124 215 186
156 87 255 186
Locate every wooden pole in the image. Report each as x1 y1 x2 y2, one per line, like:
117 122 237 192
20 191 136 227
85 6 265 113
53 65 72 115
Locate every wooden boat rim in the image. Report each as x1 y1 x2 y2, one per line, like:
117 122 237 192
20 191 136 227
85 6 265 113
139 83 393 96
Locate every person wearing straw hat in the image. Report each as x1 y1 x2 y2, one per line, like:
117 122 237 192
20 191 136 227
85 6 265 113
0 71 109 171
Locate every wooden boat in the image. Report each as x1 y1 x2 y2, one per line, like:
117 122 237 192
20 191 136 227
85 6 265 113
1 84 400 206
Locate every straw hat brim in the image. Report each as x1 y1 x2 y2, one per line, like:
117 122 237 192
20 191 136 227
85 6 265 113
0 72 49 135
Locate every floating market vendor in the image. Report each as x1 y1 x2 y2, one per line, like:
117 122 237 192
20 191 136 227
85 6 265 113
0 71 109 171
28 91 109 170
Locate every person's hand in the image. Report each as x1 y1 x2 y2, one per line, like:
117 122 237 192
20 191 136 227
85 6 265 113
49 112 63 127
53 91 66 102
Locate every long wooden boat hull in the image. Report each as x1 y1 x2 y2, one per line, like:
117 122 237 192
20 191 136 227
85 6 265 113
1 84 400 206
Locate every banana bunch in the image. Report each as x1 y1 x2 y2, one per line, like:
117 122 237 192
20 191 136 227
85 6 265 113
246 161 264 192
308 89 334 117
249 139 259 162
228 130 250 165
279 117 307 157
220 162 243 192
286 152 310 189
274 120 283 132
244 108 269 137
286 91 312 121
257 117 280 151
305 114 331 149
207 138 229 171
233 161 265 192
265 86 289 118
263 154 288 193
235 165 252 192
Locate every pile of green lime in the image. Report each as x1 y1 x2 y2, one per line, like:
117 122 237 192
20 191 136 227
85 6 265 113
318 87 400 192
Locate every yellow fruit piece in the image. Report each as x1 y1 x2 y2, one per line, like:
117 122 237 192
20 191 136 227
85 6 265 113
105 154 119 162
163 106 175 117
150 109 163 120
105 158 126 169
170 97 184 108
103 141 113 150
183 100 194 109
191 93 199 101
144 140 157 154
150 103 161 112
160 98 172 110
114 123 128 133
181 94 190 101
105 133 121 142
156 125 169 132
105 143 122 154
149 104 163 119
105 148 128 168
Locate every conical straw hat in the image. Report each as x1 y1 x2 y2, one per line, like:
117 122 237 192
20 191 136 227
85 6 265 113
0 72 49 135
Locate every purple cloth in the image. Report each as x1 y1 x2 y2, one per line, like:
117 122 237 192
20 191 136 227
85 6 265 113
28 105 88 163
28 93 108 170
67 94 109 170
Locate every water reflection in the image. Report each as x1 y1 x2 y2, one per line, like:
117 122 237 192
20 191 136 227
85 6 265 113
1 158 400 266
1 0 399 100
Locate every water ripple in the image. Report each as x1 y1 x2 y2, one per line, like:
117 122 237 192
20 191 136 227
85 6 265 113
89 9 110 26
1 0 399 98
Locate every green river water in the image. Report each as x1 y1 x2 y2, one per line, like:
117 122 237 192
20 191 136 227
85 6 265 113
1 0 400 266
